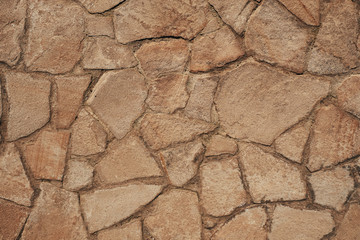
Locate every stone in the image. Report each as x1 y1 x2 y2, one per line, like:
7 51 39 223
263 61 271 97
0 0 26 66
278 0 320 26
200 158 247 216
239 143 306 202
25 129 70 180
79 0 124 13
190 26 245 72
113 0 206 43
5 72 51 141
82 36 137 70
135 39 189 79
54 75 91 129
337 75 360 118
215 61 329 145
80 184 162 233
140 113 216 150
205 135 238 157
212 207 267 240
333 204 360 240
0 199 29 240
245 0 311 73
307 105 360 172
146 74 189 114
269 205 335 240
85 15 114 37
24 0 85 74
201 10 222 35
21 183 88 240
96 134 162 184
309 167 354 211
87 69 147 139
160 140 204 186
0 144 33 206
144 189 202 240
97 220 142 240
63 159 93 191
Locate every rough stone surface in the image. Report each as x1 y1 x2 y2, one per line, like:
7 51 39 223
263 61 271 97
85 15 114 37
63 159 93 191
0 199 29 240
334 204 360 240
278 0 320 26
337 75 360 118
205 135 238 157
79 0 124 13
97 220 142 240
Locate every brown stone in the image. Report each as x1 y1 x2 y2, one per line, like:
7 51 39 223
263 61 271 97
205 135 238 157
245 0 311 73
215 61 329 145
140 113 216 150
85 15 114 37
79 0 124 13
144 189 202 240
97 220 142 240
337 75 360 118
5 72 51 141
114 0 206 43
0 199 29 240
201 10 222 35
24 0 85 74
239 143 306 202
278 0 320 26
21 183 88 240
80 184 162 233
334 204 360 240
63 159 93 191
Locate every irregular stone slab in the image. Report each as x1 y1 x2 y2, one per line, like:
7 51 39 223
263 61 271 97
0 144 33 206
201 9 222 35
334 204 360 240
215 61 329 145
5 72 51 141
24 0 85 74
114 0 206 43
82 37 137 70
25 129 70 180
70 109 107 156
54 75 91 129
140 113 216 150
98 220 142 240
212 207 267 240
0 199 29 240
309 167 354 211
205 135 238 157
337 75 360 118
87 69 147 139
63 159 93 191
144 189 202 240
269 205 335 240
80 184 162 233
200 158 247 216
278 0 320 26
160 140 204 186
96 134 162 184
239 143 306 202
85 15 114 37
79 0 124 13
190 26 245 72
245 0 311 73
307 105 360 172
21 183 88 240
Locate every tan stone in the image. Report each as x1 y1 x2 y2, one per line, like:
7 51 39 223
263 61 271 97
245 0 311 73
54 75 91 129
80 184 162 233
239 143 306 202
96 134 162 184
0 144 33 206
334 204 360 240
5 72 51 141
269 205 335 240
24 0 85 74
205 135 237 156
212 207 267 240
201 10 222 35
114 0 206 43
25 129 70 180
82 36 137 69
144 189 202 240
0 199 29 240
97 220 142 240
190 26 245 72
200 158 247 216
307 105 360 172
87 69 147 139
79 0 124 13
140 113 216 150
278 0 320 26
21 183 88 240
63 159 93 191
337 75 360 118
215 61 329 145
85 15 114 37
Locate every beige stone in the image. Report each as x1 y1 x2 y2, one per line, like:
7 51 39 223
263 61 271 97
337 75 360 118
212 207 267 240
307 105 360 172
200 158 247 216
82 37 137 69
21 183 88 240
80 184 162 233
334 204 360 240
63 159 93 191
140 113 216 150
245 0 311 73
278 0 320 26
5 72 51 141
80 0 124 13
114 0 206 43
0 199 29 240
239 143 306 202
96 134 162 185
85 15 114 37
269 205 335 240
144 189 202 240
215 61 329 145
201 10 222 35
24 0 85 74
0 144 33 206
205 135 237 156
190 26 245 72
97 220 142 240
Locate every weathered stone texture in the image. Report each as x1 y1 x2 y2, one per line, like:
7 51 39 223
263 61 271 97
278 0 320 26
79 0 124 13
63 159 93 191
205 135 238 157
0 199 29 240
337 75 360 118
97 220 142 240
333 204 360 240
85 15 114 37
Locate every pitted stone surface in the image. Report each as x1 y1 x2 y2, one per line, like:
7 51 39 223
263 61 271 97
0 199 29 240
205 135 238 157
337 75 360 118
79 0 125 13
97 220 142 240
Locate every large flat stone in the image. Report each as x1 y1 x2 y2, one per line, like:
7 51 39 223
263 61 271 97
205 135 238 157
97 220 142 240
333 204 360 240
0 199 29 240
278 0 320 26
85 15 114 37
63 159 93 191
337 75 360 118
79 0 124 13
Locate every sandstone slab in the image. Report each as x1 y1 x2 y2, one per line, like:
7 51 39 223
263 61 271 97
85 15 114 37
79 0 124 13
63 159 93 191
334 204 360 240
278 0 320 26
97 220 142 240
337 75 360 118
0 199 29 240
205 135 238 157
